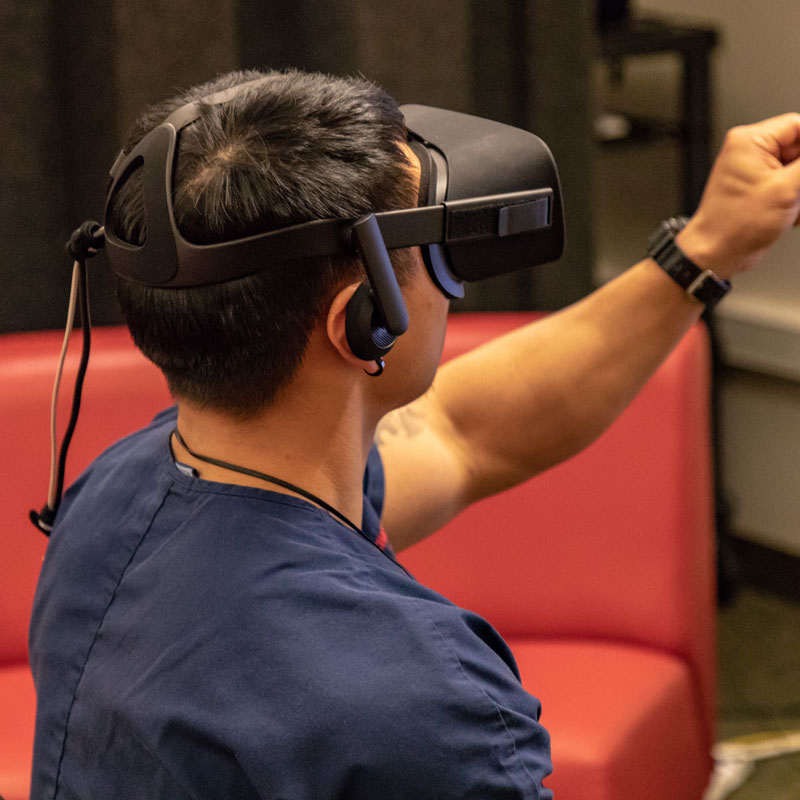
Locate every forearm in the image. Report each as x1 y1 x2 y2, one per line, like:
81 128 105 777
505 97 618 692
432 113 800 503
431 257 704 501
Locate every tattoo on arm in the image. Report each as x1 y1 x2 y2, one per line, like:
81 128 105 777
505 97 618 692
375 403 427 448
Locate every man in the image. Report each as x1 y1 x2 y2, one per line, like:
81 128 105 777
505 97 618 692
29 69 800 798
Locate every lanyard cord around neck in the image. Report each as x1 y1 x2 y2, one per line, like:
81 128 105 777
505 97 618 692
171 428 362 536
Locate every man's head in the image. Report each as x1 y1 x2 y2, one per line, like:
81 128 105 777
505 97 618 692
109 69 420 418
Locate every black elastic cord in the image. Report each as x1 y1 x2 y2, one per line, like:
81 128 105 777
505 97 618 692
53 261 92 508
172 428 363 535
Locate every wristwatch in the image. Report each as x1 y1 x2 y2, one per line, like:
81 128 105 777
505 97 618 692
646 217 731 308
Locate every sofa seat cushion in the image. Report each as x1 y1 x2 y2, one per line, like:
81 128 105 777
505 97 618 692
0 664 36 800
507 639 711 800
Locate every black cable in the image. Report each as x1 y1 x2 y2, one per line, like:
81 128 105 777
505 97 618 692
30 223 104 535
172 428 362 535
52 261 92 509
172 427 412 576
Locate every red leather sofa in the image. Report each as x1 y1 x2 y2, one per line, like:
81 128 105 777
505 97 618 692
0 314 715 799
0 326 173 800
402 313 716 799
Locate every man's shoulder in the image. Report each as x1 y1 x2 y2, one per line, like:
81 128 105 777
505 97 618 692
92 404 179 466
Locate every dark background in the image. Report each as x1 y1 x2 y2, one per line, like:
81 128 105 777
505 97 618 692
0 0 596 333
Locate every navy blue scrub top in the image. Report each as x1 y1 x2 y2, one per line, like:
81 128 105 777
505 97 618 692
29 407 552 799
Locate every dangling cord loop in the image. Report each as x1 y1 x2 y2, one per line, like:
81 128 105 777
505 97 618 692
30 223 104 535
364 358 385 377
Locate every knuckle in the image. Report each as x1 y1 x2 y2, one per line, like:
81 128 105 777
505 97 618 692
724 125 748 145
777 182 800 208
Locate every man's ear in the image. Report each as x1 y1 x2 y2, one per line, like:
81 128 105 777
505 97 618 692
326 282 372 368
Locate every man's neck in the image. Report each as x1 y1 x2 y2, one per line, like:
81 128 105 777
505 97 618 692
172 376 378 531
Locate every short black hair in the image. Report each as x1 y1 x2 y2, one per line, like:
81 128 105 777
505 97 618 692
109 69 418 417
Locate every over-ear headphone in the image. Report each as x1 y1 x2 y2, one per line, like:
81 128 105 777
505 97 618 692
341 139 436 367
345 284 398 363
343 214 409 368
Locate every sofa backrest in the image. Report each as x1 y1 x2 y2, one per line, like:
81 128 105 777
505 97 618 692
0 327 172 666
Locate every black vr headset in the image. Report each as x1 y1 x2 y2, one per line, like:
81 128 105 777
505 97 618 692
103 80 565 361
30 79 565 534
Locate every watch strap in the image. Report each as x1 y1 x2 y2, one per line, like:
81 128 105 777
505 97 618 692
647 217 731 307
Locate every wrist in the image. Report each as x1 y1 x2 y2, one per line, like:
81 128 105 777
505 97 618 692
646 217 731 308
674 218 729 277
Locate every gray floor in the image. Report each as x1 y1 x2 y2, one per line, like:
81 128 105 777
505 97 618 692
716 587 800 799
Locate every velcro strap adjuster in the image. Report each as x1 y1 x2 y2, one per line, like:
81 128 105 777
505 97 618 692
443 189 553 244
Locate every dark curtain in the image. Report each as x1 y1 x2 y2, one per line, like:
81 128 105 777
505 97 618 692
0 0 594 333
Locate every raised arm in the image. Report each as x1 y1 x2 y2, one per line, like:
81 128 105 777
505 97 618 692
378 114 800 552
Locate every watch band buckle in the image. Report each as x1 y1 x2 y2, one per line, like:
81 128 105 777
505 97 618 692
686 269 717 298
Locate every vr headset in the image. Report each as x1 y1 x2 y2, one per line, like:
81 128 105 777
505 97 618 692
104 81 565 348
